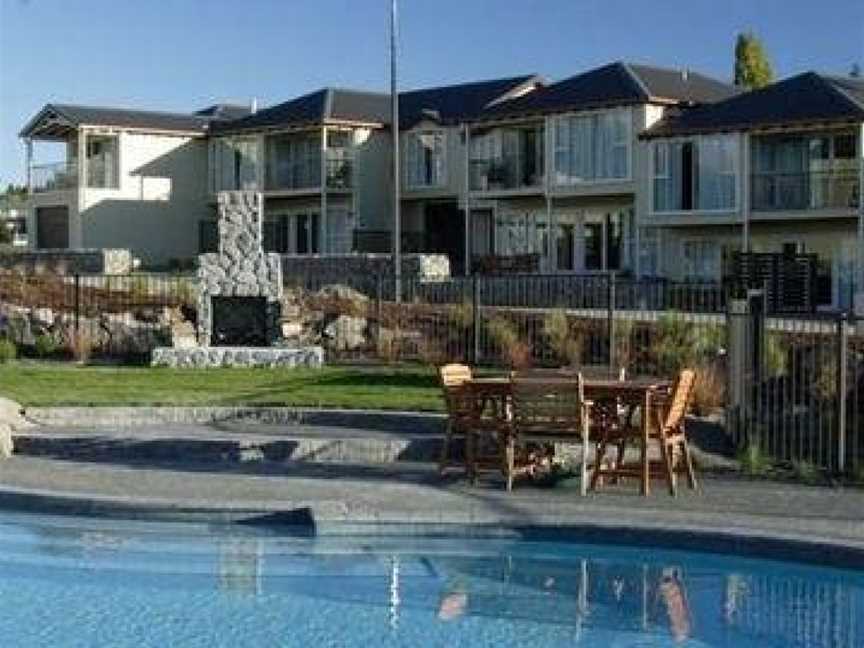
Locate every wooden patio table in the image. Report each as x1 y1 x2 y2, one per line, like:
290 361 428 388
462 375 670 495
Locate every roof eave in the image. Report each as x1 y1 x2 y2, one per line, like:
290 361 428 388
640 115 864 140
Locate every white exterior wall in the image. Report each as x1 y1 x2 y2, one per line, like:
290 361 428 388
75 129 210 267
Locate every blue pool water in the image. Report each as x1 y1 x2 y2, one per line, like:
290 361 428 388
0 513 860 647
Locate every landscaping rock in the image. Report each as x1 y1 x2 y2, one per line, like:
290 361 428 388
0 423 13 459
323 315 367 351
316 284 369 304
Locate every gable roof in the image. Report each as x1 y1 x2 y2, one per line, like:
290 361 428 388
211 88 391 134
643 72 864 138
194 104 253 120
474 62 737 122
398 75 541 129
20 103 213 138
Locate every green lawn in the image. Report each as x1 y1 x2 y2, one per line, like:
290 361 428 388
0 363 446 411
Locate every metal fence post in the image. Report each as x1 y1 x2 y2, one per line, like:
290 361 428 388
375 272 383 348
836 312 849 474
73 274 81 334
607 271 616 371
472 274 481 365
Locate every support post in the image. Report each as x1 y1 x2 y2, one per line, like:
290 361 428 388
74 274 81 334
741 132 751 253
857 123 864 314
607 272 616 372
836 313 849 474
320 126 328 254
390 0 401 301
24 138 33 193
463 124 471 276
472 274 481 365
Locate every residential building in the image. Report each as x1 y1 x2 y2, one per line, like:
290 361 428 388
0 194 27 247
398 75 542 273
205 89 392 256
463 62 737 274
642 72 864 308
19 103 247 266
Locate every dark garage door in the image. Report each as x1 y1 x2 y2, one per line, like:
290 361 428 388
36 206 69 249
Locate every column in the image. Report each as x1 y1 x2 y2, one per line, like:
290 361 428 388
856 123 864 316
320 126 328 254
463 124 471 275
741 132 751 253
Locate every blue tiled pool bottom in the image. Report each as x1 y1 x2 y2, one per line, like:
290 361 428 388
0 513 861 647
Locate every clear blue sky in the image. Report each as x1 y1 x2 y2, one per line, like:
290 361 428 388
1 0 863 184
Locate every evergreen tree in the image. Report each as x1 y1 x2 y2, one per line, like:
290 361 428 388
734 32 775 89
851 63 862 78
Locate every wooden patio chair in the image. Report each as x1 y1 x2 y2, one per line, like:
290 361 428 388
651 369 699 496
506 375 591 494
437 363 474 475
590 369 698 496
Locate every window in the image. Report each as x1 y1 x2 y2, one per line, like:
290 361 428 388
681 240 721 281
652 135 738 212
212 137 259 191
267 135 320 190
552 109 630 184
85 135 119 189
405 131 445 188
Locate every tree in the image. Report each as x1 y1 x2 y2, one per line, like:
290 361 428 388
734 32 775 89
851 63 862 78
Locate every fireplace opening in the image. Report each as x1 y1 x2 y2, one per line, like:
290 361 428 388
211 296 268 346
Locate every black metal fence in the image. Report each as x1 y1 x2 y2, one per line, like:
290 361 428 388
0 273 196 362
1 269 862 474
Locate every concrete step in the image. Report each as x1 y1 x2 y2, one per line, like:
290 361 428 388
13 422 459 467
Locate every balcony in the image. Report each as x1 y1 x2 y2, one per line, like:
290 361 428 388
30 161 78 193
469 156 544 193
264 155 353 192
751 170 860 212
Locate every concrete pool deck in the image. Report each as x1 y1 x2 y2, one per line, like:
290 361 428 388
0 453 862 566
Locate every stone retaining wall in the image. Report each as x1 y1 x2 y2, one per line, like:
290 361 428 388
151 345 324 368
0 248 133 275
280 253 450 282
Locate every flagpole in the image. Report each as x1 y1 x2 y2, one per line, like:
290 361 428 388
391 0 402 302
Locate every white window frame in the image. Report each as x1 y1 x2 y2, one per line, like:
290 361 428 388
404 129 446 189
649 134 740 216
550 107 632 187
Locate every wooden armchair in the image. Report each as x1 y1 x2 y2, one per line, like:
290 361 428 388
437 363 474 475
590 369 698 496
652 369 699 496
506 375 591 494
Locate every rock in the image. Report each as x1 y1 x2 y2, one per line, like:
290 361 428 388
0 396 31 430
316 284 370 304
323 315 367 351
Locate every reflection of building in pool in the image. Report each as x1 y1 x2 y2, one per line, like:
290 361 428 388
218 538 262 595
727 572 861 648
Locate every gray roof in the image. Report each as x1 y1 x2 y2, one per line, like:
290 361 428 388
211 88 391 134
194 104 253 120
475 62 737 122
398 75 541 129
20 103 214 138
643 72 864 138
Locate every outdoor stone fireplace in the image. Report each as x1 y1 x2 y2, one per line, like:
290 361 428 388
151 191 323 368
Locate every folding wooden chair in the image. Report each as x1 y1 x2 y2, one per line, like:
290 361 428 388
437 363 474 475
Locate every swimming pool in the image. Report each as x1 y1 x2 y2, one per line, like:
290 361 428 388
0 512 860 647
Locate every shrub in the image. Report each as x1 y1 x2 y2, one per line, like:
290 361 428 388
486 316 532 369
690 361 727 414
737 441 771 476
543 309 583 367
764 332 789 378
33 333 60 359
651 314 725 377
0 339 16 363
67 328 95 364
448 300 473 330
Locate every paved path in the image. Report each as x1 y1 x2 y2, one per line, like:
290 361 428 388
0 455 862 565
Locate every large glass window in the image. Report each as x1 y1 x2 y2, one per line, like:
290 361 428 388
552 109 630 185
404 131 445 188
211 137 259 191
266 135 320 190
85 135 119 189
651 135 738 212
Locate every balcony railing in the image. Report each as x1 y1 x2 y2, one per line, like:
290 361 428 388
751 170 860 211
265 156 353 191
469 156 544 192
30 161 78 193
